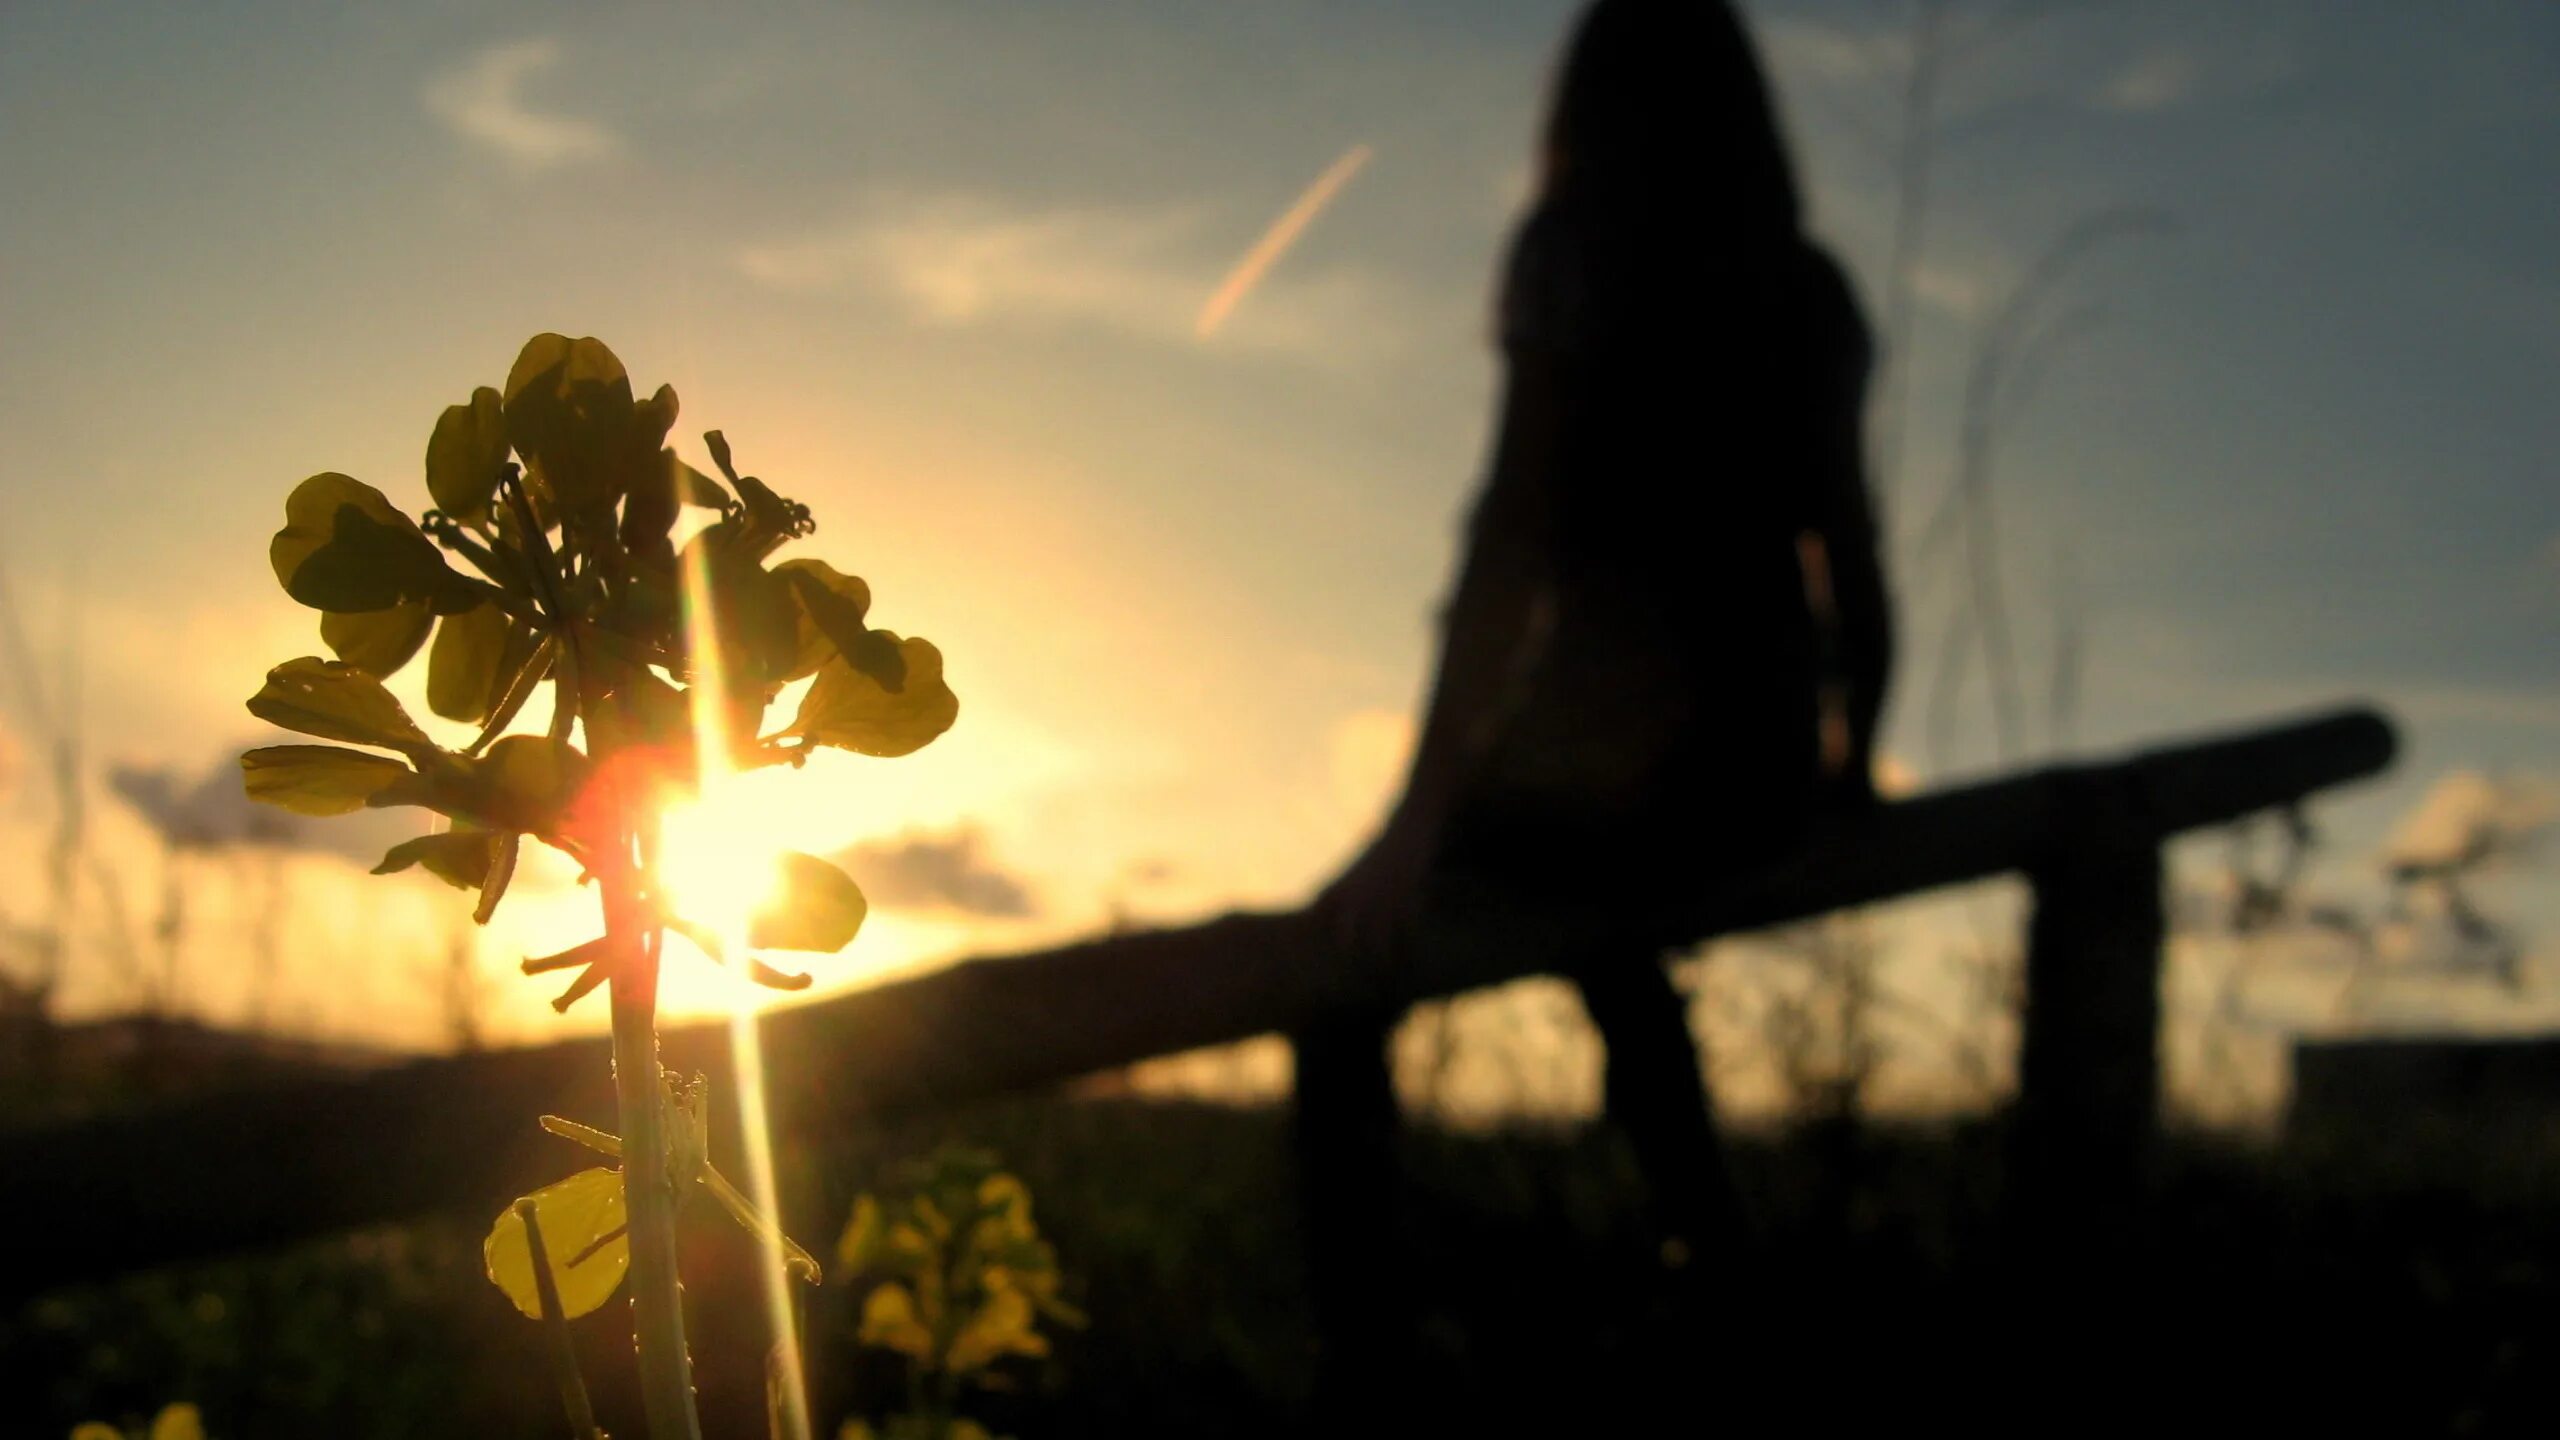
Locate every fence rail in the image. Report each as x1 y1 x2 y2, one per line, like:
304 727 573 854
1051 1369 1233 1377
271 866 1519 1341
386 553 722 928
0 704 2395 1297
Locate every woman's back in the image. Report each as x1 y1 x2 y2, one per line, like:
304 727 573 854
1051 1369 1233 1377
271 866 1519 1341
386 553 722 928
1455 147 1881 873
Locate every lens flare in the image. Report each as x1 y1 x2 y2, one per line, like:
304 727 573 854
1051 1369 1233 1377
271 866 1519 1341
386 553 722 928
658 789 785 947
678 540 814 1440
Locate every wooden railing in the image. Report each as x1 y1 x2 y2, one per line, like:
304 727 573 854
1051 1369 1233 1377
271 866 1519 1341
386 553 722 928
0 704 2396 1297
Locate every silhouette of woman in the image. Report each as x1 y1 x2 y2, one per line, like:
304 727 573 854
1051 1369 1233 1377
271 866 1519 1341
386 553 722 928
1301 0 1893 1300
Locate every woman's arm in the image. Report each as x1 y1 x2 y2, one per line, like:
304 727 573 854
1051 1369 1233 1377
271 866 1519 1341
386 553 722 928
1395 359 1564 831
1804 247 1894 798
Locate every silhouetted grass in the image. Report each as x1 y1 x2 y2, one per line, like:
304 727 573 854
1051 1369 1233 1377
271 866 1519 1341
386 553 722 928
14 1087 2560 1436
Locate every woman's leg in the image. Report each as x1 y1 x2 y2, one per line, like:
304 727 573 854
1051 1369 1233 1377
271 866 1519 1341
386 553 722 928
1288 1009 1405 1411
1573 948 1746 1269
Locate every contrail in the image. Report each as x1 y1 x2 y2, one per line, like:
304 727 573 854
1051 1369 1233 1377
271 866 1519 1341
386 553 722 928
1195 142 1374 339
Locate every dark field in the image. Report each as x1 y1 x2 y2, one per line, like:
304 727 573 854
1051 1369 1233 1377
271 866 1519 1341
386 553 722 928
14 1079 2560 1438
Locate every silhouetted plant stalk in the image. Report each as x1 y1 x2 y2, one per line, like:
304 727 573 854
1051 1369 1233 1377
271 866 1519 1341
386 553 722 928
517 1196 602 1440
1919 206 2173 767
0 557 86 1022
242 333 957 1437
1796 0 2170 1117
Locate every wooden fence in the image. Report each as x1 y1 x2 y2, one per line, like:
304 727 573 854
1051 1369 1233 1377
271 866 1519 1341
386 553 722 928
0 704 2395 1298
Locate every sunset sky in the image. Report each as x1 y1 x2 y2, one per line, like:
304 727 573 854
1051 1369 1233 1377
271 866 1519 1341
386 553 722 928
1 0 2553 1079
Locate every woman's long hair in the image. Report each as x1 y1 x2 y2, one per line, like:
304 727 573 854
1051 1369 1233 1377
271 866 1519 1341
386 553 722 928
1540 0 1803 236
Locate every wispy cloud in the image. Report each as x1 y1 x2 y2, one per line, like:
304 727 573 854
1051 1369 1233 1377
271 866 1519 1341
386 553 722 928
733 188 1403 367
836 825 1039 920
737 192 1197 321
1910 259 1990 319
109 744 416 863
2091 49 2201 114
422 38 620 173
1757 15 1898 88
1196 143 1374 339
2385 771 2557 873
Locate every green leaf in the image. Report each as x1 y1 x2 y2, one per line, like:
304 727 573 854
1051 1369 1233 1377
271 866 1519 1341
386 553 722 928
699 429 804 558
483 1167 630 1321
270 472 477 614
750 851 868 952
425 386 509 525
248 657 433 752
637 383 678 448
241 745 415 817
468 632 557 755
427 601 512 723
666 452 728 508
622 668 693 752
478 734 585 832
776 559 880 683
704 429 740 485
320 603 432 679
789 635 958 757
621 449 730 562
350 733 582 837
844 627 908 691
501 334 675 513
372 829 502 889
680 535 800 684
477 831 520 925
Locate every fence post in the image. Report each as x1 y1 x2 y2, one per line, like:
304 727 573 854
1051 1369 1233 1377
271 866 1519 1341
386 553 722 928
2009 791 2164 1266
1289 1010 1407 1419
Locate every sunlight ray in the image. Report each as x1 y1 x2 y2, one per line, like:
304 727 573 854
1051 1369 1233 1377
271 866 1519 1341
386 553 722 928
679 540 815 1440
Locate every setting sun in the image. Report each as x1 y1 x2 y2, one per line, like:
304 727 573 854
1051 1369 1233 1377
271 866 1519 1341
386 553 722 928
658 788 786 955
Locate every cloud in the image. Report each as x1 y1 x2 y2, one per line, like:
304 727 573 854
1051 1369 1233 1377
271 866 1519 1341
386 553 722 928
1756 16 1897 88
1196 143 1373 338
2091 49 2201 114
423 38 620 172
109 745 418 864
836 824 1039 920
736 192 1193 319
1910 260 1989 320
733 189 1402 367
1119 856 1182 888
2383 770 2558 873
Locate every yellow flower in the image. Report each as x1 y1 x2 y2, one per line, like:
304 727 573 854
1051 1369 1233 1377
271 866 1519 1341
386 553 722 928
857 1283 936 1361
944 1286 1050 1375
69 1403 204 1440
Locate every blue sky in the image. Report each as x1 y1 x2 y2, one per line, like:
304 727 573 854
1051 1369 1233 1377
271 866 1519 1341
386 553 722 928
0 0 2552 1065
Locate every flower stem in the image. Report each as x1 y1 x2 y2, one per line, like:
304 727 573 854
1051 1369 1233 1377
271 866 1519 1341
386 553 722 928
515 1197 601 1440
610 917 701 1440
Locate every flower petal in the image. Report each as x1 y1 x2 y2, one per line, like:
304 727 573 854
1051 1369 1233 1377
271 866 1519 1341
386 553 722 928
483 1167 630 1320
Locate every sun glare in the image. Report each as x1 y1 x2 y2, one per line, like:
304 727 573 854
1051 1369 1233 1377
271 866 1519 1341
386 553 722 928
679 529 815 1439
658 789 785 949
